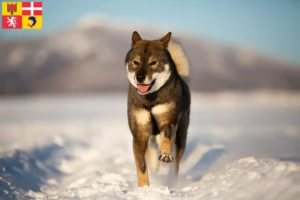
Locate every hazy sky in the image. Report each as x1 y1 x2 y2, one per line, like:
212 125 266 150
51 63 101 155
1 0 300 64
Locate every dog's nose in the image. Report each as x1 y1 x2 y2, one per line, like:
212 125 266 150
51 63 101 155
136 74 146 83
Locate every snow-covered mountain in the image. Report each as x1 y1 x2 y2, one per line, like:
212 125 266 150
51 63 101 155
1 16 300 95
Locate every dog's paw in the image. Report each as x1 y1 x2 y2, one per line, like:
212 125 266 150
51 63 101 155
158 153 174 163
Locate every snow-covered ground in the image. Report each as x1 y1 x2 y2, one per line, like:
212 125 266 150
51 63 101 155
0 92 300 200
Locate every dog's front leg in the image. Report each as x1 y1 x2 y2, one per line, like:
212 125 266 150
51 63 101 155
157 124 176 163
133 135 149 187
129 109 152 187
151 102 178 163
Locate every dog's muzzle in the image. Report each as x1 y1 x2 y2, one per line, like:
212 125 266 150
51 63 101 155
137 80 156 94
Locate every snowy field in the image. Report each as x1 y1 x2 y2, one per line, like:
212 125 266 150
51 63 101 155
0 92 300 200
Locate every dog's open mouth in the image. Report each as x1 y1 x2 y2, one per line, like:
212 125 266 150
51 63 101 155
137 80 155 93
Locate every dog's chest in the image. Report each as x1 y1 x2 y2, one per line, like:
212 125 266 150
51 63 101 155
150 102 175 118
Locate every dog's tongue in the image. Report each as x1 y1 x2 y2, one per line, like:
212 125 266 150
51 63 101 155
137 84 151 93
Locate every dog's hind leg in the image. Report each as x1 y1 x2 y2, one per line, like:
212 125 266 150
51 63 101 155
174 115 189 176
148 135 160 173
175 141 186 176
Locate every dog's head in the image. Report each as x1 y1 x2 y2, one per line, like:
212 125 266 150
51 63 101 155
125 31 173 95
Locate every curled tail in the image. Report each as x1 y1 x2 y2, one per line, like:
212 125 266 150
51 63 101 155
167 40 190 80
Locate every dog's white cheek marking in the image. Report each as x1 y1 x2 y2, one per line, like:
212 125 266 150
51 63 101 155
126 63 137 88
135 109 151 126
149 64 171 93
143 76 152 85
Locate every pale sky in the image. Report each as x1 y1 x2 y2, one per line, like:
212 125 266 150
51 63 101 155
1 0 300 64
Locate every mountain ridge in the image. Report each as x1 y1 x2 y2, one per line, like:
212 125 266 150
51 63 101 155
0 17 300 95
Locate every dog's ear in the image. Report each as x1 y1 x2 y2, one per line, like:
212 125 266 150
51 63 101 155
160 32 172 47
132 31 142 46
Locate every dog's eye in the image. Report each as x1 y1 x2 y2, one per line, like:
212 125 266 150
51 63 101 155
133 60 139 65
149 61 157 65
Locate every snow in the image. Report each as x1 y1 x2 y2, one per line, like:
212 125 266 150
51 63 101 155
0 92 300 200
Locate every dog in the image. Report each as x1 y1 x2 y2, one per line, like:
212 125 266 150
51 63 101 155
125 31 191 187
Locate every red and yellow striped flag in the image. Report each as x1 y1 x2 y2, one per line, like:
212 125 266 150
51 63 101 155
2 1 43 29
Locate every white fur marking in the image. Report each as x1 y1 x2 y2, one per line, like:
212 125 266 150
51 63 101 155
135 109 150 126
152 102 174 116
127 63 171 95
147 64 171 94
126 63 137 88
143 76 152 85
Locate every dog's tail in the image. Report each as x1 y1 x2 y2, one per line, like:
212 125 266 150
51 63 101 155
167 40 190 80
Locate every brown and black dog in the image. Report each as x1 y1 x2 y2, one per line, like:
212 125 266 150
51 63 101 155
125 31 191 187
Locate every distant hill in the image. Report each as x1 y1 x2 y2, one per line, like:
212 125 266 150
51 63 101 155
0 17 300 95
